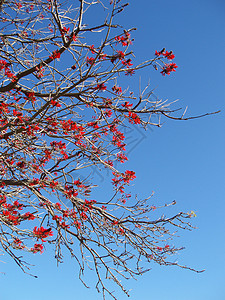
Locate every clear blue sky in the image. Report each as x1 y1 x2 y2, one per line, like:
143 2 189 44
1 0 225 299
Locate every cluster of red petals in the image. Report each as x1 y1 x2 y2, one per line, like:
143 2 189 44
110 123 126 151
122 101 133 109
33 226 53 241
16 161 26 169
50 141 66 150
103 109 112 118
128 111 141 124
60 26 70 36
103 98 112 107
0 102 10 114
49 50 61 60
160 63 178 76
64 185 78 199
49 180 59 191
50 99 61 107
0 59 17 80
86 56 95 66
111 50 125 63
155 49 175 60
125 68 135 76
36 66 44 78
23 212 35 220
123 170 136 183
0 196 36 226
25 91 36 103
155 49 178 76
15 2 22 9
13 238 24 249
122 58 132 67
115 31 131 46
31 243 44 254
95 83 107 91
112 85 122 94
117 152 128 163
112 170 136 193
89 45 95 54
157 245 170 252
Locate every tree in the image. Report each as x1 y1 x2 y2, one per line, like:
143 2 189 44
0 0 216 298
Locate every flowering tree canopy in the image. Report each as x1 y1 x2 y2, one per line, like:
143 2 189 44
0 0 215 298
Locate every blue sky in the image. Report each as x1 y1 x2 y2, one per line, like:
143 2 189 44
1 0 225 299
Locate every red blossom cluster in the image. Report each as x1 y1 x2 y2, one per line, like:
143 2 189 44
60 26 70 36
35 66 45 78
31 244 44 254
95 83 107 91
0 196 35 226
33 226 53 241
86 56 95 66
122 101 133 109
110 123 126 151
125 68 135 76
128 111 141 124
0 59 16 81
122 58 132 67
154 49 178 76
112 170 136 193
112 85 122 94
24 91 36 103
111 50 125 63
117 152 128 163
49 50 61 60
50 99 61 107
155 48 175 60
161 62 178 76
115 31 132 46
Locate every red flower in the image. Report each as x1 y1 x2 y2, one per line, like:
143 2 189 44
95 83 107 91
119 228 125 235
111 50 125 63
13 238 24 249
122 101 133 109
89 45 95 54
128 111 141 124
163 51 175 60
23 212 35 220
55 202 62 210
117 153 128 163
31 244 44 254
60 26 70 36
122 58 132 67
16 161 26 169
155 48 165 56
50 99 61 107
123 170 136 183
72 33 77 41
15 2 22 9
125 68 135 76
112 85 122 94
160 63 178 76
86 56 95 66
33 226 53 241
49 50 61 60
115 31 131 46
